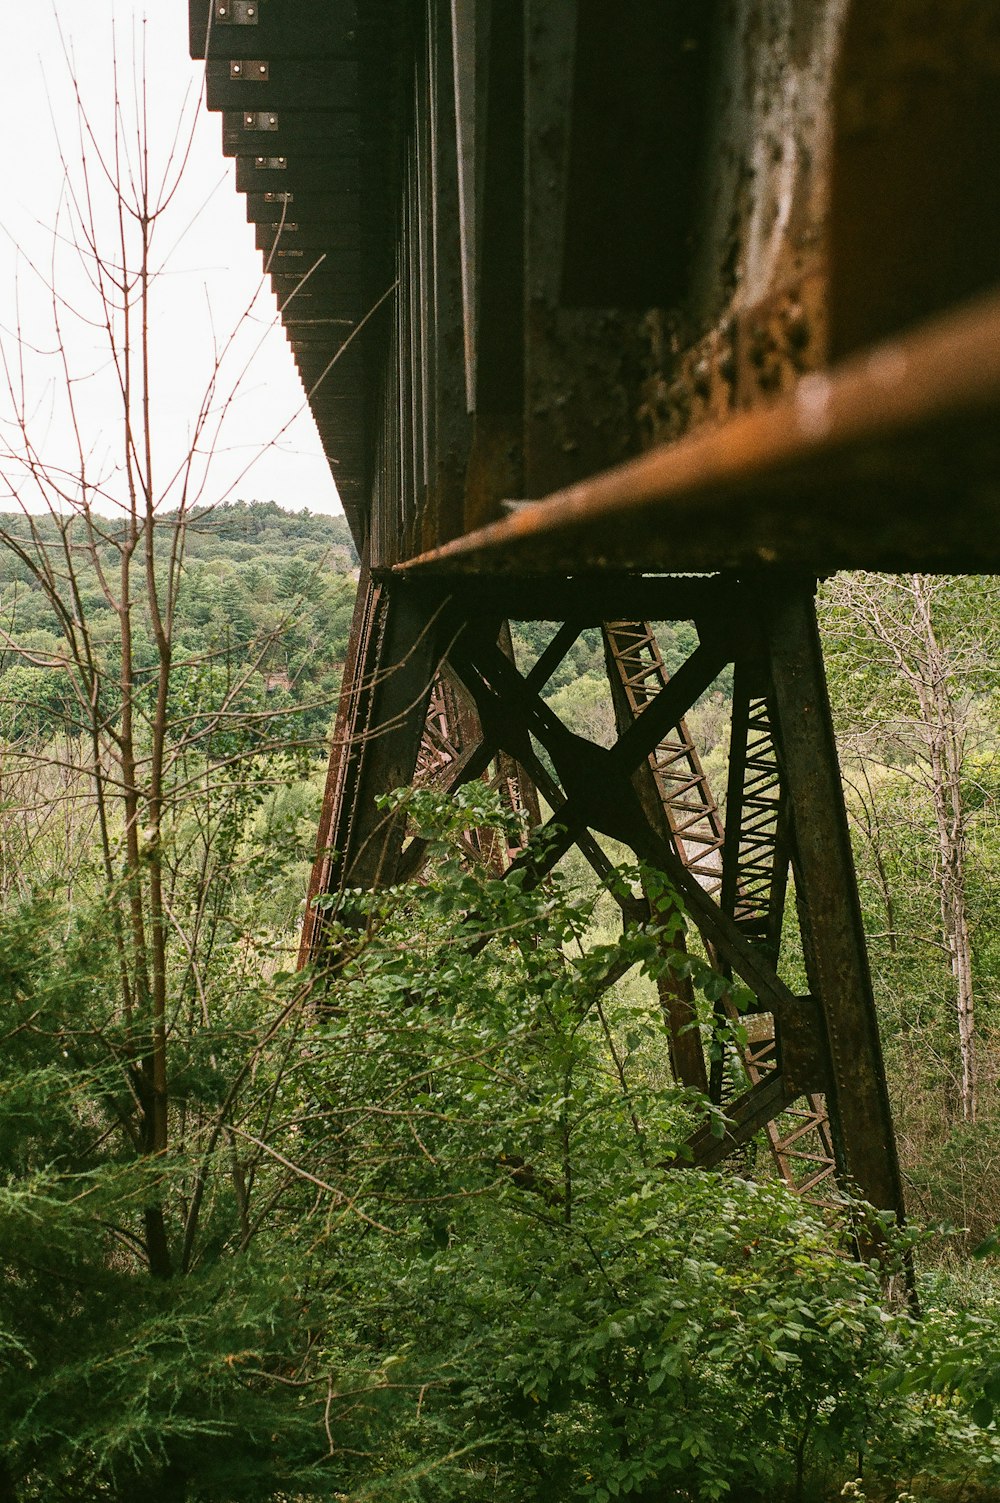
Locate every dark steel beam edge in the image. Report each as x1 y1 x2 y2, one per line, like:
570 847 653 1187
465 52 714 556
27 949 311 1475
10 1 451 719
395 290 1000 577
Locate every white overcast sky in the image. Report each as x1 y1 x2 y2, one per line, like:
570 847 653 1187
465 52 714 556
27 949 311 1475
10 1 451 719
0 3 342 515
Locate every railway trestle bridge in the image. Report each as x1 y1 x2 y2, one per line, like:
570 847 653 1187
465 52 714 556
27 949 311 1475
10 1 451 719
190 0 1000 1227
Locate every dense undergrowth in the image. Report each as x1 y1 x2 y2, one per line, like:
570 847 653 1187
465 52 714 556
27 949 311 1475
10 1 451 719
2 786 1000 1501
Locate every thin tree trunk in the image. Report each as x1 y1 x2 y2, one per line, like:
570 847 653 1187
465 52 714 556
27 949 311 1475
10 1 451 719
912 576 976 1120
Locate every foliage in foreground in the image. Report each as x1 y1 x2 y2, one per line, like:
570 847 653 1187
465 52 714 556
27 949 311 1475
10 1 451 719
2 789 1000 1501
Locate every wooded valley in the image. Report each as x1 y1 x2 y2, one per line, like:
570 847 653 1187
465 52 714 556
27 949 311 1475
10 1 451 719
0 499 998 1501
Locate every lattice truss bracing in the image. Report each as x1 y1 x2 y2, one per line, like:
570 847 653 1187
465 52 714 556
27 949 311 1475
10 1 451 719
300 575 892 1216
604 621 837 1202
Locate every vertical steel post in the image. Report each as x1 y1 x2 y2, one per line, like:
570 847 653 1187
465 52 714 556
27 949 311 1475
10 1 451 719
299 568 444 963
765 584 905 1219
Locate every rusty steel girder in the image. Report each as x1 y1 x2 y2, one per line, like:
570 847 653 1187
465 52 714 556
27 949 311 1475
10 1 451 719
604 621 724 895
298 565 440 960
190 0 999 571
440 577 902 1224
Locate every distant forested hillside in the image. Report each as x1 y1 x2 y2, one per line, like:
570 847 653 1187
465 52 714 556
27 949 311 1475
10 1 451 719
0 501 358 741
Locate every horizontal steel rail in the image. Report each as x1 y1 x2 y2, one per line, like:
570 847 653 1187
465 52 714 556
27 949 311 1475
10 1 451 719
397 290 1000 577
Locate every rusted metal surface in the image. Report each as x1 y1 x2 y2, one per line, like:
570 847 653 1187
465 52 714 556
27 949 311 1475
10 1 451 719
295 571 869 1211
301 559 898 1217
459 2 526 535
426 0 471 549
717 679 838 1199
683 1072 797 1174
299 566 384 965
604 619 838 1200
398 291 1000 578
684 1 845 327
522 0 645 499
448 597 817 1027
414 670 468 790
191 0 998 575
766 589 904 1217
602 622 712 1094
829 0 1000 360
722 673 789 957
634 0 840 462
408 663 537 878
606 622 724 895
298 569 441 962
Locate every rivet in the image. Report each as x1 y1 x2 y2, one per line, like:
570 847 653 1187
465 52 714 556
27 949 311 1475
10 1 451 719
233 63 241 73
259 63 266 73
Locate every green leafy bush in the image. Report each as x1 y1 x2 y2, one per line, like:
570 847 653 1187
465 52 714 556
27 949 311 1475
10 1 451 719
3 788 1000 1501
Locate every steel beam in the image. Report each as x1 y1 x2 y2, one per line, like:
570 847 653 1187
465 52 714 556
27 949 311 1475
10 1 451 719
399 290 1000 576
603 623 712 1093
439 591 901 1209
461 0 526 534
299 569 443 962
765 587 905 1220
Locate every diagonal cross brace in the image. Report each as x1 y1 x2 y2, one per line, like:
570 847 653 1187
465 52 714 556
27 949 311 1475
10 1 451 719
455 625 730 845
449 620 823 1076
402 617 619 886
